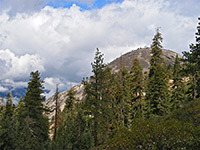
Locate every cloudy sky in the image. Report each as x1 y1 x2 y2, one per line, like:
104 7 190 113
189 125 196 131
0 0 199 98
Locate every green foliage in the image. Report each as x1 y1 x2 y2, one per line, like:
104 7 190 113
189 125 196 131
64 88 76 113
129 58 145 119
0 98 5 123
182 18 200 100
145 29 170 116
104 119 198 150
113 64 130 127
23 71 46 117
52 105 93 150
0 93 17 150
53 84 200 150
52 88 93 150
170 55 186 110
82 48 114 147
112 58 145 128
16 71 49 150
149 28 163 76
166 98 200 127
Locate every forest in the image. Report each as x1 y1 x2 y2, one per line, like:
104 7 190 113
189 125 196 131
0 17 200 150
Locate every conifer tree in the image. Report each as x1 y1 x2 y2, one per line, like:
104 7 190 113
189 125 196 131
113 62 131 127
145 29 170 117
120 65 130 126
170 55 185 110
129 58 144 119
15 96 24 117
0 93 16 150
112 73 123 128
16 71 49 150
182 17 200 101
65 88 76 115
52 106 93 150
83 48 112 147
0 98 5 120
52 88 93 150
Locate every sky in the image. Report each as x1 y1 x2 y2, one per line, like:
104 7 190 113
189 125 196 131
0 0 199 98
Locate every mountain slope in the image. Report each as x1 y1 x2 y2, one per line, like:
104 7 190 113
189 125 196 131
44 47 180 120
108 47 179 73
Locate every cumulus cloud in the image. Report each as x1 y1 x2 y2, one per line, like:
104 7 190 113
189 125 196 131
0 0 199 97
167 0 200 17
0 49 45 80
2 79 27 89
44 77 78 98
0 0 50 15
0 86 8 92
0 0 96 15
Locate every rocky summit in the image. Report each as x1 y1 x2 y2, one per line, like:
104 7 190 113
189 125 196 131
43 47 180 120
108 47 180 73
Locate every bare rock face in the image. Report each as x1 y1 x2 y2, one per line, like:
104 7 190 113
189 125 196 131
43 83 85 121
108 47 180 73
43 47 181 120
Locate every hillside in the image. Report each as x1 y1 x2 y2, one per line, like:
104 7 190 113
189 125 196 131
108 47 179 73
43 47 180 120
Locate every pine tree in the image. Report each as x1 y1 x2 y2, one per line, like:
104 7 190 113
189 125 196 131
64 88 76 115
15 96 24 117
145 29 170 117
16 71 49 150
83 48 112 147
112 62 131 127
129 58 144 119
182 17 200 101
0 98 5 120
0 93 17 150
170 55 186 110
52 89 93 150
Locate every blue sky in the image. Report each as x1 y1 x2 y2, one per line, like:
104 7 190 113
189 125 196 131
45 0 124 10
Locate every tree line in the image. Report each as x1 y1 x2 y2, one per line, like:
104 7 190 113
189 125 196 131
0 17 200 149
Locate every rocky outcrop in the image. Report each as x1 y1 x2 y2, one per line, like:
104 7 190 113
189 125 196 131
43 83 85 120
108 47 180 73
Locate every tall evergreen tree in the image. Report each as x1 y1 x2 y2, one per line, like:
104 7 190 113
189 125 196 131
0 93 16 150
182 17 200 101
0 98 5 120
112 62 130 127
129 58 144 119
16 71 49 150
64 88 76 116
145 29 170 117
83 48 112 147
52 90 93 150
170 55 186 110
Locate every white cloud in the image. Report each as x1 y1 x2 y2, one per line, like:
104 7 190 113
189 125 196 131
44 77 78 98
0 0 49 15
0 86 8 92
0 49 45 80
167 0 200 17
0 0 96 15
2 79 27 89
44 77 65 90
0 0 199 96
